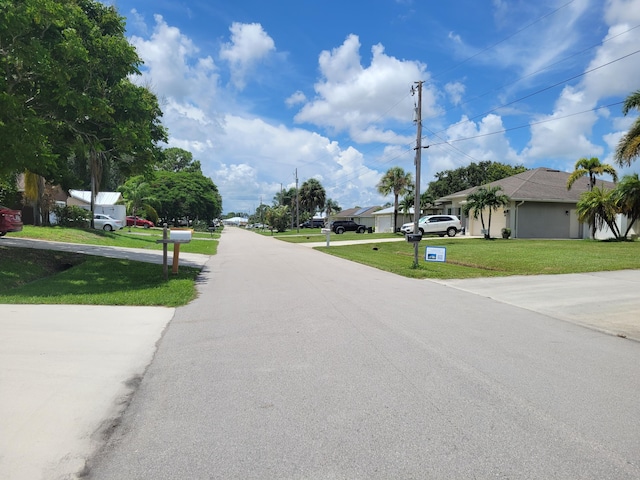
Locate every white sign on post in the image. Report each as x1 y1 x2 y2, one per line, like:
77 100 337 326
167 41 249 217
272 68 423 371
425 246 446 262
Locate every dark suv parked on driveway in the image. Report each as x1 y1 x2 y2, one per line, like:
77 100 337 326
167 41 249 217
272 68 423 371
331 220 366 234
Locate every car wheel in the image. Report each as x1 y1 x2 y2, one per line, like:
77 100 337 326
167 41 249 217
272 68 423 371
103 224 113 231
336 227 345 234
447 227 457 237
0 232 6 237
144 224 150 229
419 228 424 235
357 226 365 234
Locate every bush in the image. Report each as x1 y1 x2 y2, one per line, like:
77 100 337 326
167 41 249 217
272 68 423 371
52 205 91 228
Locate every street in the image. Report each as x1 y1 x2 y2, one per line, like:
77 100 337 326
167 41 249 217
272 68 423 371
85 227 640 479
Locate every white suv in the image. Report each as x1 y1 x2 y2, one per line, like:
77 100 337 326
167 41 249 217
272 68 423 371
401 215 462 237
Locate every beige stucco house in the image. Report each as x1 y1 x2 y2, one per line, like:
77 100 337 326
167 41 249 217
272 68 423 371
435 167 619 239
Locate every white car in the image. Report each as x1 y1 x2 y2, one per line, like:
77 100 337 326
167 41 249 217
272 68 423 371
93 213 123 231
401 215 462 237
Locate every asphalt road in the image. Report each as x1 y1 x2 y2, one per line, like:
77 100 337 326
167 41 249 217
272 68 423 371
84 227 640 479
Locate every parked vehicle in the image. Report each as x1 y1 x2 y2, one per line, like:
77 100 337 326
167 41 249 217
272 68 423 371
93 213 123 231
0 206 23 237
126 216 154 228
331 220 366 234
400 215 462 237
300 218 325 228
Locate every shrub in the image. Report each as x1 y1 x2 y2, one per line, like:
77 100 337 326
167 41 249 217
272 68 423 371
52 205 91 228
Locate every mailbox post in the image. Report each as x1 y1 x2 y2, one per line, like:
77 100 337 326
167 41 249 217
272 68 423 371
156 225 193 279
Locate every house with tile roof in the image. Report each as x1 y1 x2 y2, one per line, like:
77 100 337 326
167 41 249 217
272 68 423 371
332 206 381 229
434 167 621 239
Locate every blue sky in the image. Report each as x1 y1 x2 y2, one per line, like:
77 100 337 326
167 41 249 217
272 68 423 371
107 0 640 214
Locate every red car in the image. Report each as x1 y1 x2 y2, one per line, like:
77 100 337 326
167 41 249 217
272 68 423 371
0 206 23 237
126 215 155 228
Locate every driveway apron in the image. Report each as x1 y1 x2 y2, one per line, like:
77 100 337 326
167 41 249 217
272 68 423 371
87 227 640 479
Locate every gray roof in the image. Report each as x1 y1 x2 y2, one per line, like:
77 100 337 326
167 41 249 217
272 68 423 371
436 167 617 203
336 206 381 217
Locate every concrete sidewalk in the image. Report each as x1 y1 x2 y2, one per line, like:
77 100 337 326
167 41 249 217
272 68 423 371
0 305 175 480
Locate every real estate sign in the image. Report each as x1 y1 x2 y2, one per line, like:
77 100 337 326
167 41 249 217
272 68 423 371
425 246 446 263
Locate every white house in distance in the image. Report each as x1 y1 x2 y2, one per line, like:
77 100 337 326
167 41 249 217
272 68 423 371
67 189 126 224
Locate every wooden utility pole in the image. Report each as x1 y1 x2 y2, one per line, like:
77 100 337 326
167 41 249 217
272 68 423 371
412 81 424 268
295 168 300 233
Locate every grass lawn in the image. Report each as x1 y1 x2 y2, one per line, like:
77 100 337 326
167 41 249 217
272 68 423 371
10 225 219 255
0 225 216 306
0 246 200 306
316 238 640 279
265 230 399 243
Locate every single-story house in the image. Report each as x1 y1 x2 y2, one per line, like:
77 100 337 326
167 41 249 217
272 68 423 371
332 206 381 229
66 189 126 224
372 207 414 233
434 167 620 239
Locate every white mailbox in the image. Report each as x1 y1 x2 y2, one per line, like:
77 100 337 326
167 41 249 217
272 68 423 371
169 229 192 243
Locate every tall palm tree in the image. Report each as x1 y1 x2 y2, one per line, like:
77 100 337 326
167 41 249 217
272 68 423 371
612 173 640 238
464 185 510 239
566 157 618 191
377 166 413 232
299 178 326 217
324 198 341 216
576 186 620 239
615 89 640 167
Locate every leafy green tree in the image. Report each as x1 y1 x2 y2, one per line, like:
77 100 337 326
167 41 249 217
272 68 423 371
377 166 413 232
265 205 290 232
426 161 526 199
567 157 618 191
576 187 620 239
299 179 326 217
612 173 640 238
463 185 510 239
615 90 640 167
157 147 202 173
149 171 222 224
0 0 166 224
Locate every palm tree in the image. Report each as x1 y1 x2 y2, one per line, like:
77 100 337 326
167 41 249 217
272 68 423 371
464 185 510 239
324 198 341 216
567 157 618 191
612 173 640 238
299 178 326 217
576 186 620 239
23 171 46 226
615 89 640 167
119 180 156 228
377 166 413 232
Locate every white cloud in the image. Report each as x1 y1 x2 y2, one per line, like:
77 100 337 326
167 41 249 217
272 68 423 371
285 91 307 107
129 15 218 106
219 22 276 89
294 35 435 143
444 82 465 106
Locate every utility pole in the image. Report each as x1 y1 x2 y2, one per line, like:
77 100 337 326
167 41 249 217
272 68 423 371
412 81 428 268
295 168 300 233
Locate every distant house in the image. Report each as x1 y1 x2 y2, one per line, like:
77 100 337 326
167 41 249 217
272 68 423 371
435 167 620 239
332 206 381 229
67 189 126 224
372 207 414 233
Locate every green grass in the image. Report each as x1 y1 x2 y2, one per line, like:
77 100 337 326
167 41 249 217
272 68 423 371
11 225 218 255
269 230 400 243
316 238 640 279
0 246 199 306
